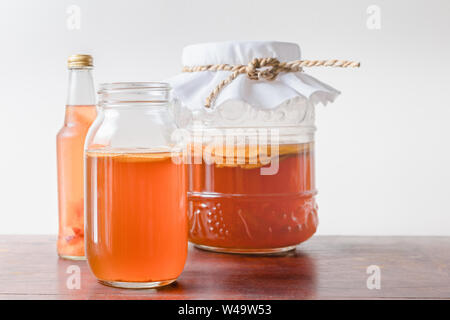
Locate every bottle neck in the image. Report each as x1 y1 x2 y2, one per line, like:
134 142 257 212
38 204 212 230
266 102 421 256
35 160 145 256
66 67 96 106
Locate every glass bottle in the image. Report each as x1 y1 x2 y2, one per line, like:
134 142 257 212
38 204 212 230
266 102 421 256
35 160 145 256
84 82 188 288
57 54 96 260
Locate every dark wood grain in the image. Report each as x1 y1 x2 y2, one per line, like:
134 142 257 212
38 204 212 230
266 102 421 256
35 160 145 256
0 235 449 299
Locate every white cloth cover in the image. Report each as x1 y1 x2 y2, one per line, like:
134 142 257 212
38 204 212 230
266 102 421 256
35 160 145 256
168 41 340 110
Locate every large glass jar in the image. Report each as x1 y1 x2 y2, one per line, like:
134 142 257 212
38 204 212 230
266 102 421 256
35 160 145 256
84 82 188 288
169 41 339 254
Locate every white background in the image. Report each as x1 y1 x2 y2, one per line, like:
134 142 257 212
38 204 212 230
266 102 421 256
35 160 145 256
0 0 449 235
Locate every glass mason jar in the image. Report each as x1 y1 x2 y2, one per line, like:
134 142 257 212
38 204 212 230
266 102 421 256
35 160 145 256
169 41 338 254
84 82 188 288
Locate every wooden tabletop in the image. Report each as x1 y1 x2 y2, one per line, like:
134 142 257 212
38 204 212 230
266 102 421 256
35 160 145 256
0 235 449 300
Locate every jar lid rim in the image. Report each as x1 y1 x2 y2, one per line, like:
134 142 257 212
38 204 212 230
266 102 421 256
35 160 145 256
98 82 170 93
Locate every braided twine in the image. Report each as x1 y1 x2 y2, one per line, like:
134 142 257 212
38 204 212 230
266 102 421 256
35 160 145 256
182 57 360 108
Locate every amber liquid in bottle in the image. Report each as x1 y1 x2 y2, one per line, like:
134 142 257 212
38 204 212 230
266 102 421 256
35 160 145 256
85 152 188 284
57 57 96 259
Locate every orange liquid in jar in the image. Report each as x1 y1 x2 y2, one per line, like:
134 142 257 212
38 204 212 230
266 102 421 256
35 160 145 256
188 142 318 250
85 152 188 283
57 105 97 258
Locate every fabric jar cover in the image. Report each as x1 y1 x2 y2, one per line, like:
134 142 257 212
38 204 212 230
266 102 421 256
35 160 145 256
167 41 340 111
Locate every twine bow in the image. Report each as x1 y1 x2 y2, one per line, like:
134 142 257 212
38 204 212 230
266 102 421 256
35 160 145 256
182 57 360 108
